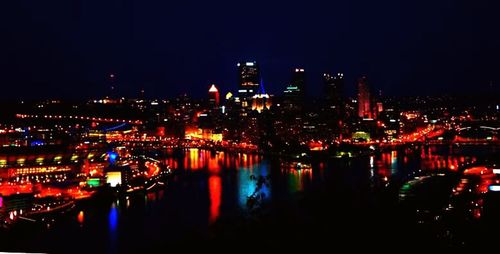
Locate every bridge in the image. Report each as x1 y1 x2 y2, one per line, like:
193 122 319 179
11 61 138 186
16 114 143 125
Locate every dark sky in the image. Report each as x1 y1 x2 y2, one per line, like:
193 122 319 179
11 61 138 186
1 0 498 99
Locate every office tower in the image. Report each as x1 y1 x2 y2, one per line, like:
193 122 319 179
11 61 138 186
324 72 344 109
208 84 220 107
251 84 272 113
237 61 260 99
357 76 373 119
284 68 306 98
284 68 306 109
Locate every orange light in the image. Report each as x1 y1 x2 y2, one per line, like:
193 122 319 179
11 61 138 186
208 176 221 223
77 211 84 224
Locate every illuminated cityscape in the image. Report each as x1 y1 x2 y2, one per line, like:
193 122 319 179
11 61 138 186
1 0 499 252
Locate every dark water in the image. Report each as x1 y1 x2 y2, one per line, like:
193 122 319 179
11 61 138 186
0 145 497 252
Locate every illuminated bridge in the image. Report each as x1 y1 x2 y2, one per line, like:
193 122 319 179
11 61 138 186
454 124 498 143
16 114 143 125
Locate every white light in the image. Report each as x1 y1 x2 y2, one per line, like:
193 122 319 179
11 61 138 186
493 169 500 174
209 84 218 92
106 172 122 187
489 185 500 192
245 62 254 66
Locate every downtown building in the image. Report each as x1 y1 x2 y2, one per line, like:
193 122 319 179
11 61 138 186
283 68 306 110
236 61 260 108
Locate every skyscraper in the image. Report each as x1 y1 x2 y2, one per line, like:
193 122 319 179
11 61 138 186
208 84 220 107
284 68 306 98
324 72 344 109
284 68 306 109
251 84 272 113
357 76 373 119
237 61 260 99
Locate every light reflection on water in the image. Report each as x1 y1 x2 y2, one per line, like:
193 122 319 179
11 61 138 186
77 210 84 225
208 176 221 223
109 202 118 232
286 168 312 193
2 145 496 252
238 161 270 207
55 146 498 232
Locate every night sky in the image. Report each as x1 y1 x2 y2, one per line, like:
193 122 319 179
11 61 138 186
1 0 498 99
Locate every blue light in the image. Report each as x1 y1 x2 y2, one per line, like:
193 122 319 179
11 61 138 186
30 140 45 146
105 123 128 131
108 152 118 164
259 78 266 94
238 162 271 208
109 202 118 231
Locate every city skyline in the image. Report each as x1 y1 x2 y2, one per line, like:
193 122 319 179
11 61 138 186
0 1 499 251
1 1 499 99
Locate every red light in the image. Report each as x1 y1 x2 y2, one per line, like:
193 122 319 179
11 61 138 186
77 211 84 224
208 176 221 223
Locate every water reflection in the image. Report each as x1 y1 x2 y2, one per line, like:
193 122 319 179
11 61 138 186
0 145 498 252
375 146 479 181
109 202 118 231
286 168 312 193
147 192 157 202
208 176 221 223
238 161 270 207
77 210 84 225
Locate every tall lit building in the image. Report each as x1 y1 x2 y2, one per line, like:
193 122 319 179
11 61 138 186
284 68 306 109
284 68 306 98
324 72 344 109
208 84 220 107
237 61 260 99
357 76 373 119
251 84 272 113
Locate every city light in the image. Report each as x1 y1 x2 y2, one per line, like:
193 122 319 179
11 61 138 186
106 172 122 187
1 1 498 250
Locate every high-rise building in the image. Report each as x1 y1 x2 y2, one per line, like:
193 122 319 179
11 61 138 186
324 72 344 109
284 68 306 109
284 68 306 98
251 84 272 113
208 84 220 107
237 61 260 99
357 76 373 119
291 68 306 97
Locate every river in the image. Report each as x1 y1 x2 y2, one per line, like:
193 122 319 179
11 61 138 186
0 144 497 252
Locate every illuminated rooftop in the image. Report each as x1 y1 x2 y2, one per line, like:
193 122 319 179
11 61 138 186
209 84 219 93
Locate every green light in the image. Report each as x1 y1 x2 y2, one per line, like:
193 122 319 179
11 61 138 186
352 131 370 141
87 178 101 187
401 183 411 191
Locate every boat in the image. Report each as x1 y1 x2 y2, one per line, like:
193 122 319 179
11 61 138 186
281 161 312 171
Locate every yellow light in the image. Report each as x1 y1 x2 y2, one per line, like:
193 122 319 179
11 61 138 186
106 172 122 187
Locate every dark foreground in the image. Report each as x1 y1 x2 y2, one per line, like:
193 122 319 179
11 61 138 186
0 145 499 252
